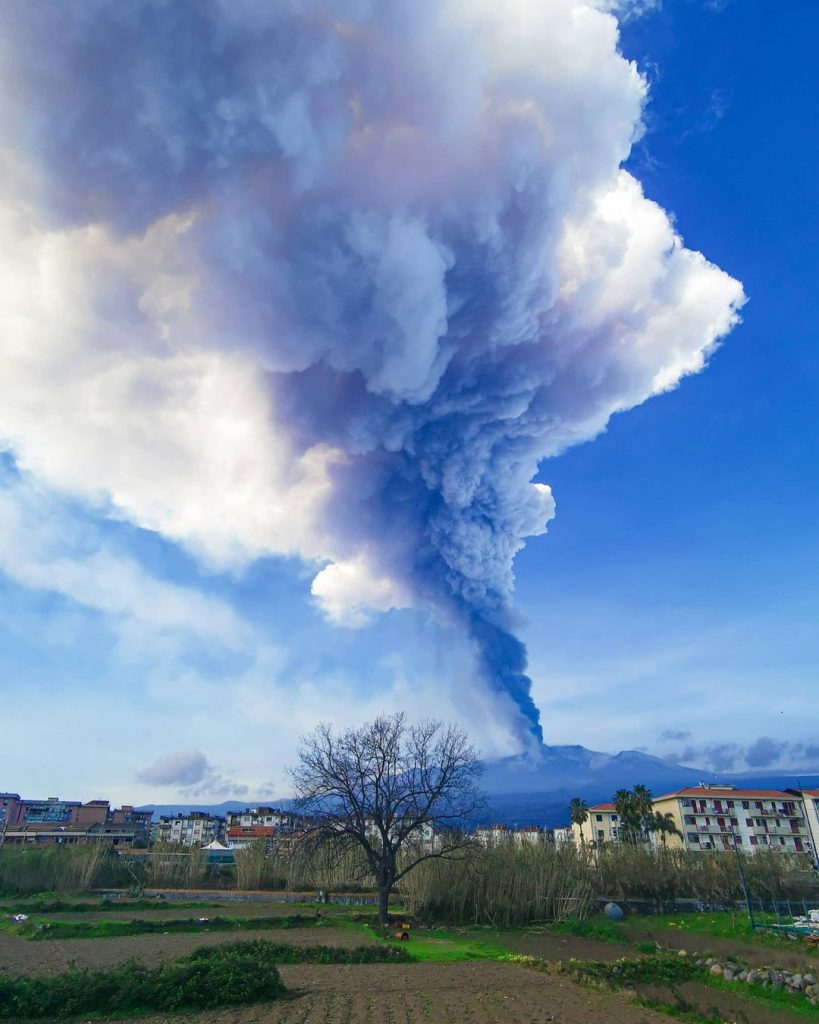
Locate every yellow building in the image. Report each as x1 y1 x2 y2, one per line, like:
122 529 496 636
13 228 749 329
571 802 619 845
652 784 813 855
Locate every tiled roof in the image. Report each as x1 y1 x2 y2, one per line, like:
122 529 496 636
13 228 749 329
590 803 616 811
655 787 796 800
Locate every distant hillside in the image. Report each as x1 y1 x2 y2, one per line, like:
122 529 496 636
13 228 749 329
137 743 819 829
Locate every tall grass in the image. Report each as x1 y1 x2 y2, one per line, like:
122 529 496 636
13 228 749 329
594 844 816 907
0 845 109 896
400 843 594 927
398 844 817 926
234 840 375 892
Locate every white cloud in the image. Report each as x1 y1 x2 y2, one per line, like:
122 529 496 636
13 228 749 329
0 166 338 571
136 750 247 797
136 751 209 787
0 474 248 646
311 556 413 627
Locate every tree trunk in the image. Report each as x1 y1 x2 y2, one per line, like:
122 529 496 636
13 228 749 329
378 884 390 926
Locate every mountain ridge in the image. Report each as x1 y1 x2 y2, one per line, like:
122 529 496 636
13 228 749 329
137 743 819 828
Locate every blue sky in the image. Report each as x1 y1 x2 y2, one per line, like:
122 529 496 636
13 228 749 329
523 0 819 765
0 0 815 803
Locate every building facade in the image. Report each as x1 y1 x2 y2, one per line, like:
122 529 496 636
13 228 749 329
571 803 619 846
225 807 299 850
0 794 151 846
652 785 814 855
787 789 819 866
156 811 225 847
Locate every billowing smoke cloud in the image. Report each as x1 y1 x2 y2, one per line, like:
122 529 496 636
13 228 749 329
0 1 744 746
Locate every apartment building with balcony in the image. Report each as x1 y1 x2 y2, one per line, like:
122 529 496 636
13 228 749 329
787 789 819 865
225 806 300 850
0 794 151 846
571 803 619 846
652 784 814 855
155 811 225 847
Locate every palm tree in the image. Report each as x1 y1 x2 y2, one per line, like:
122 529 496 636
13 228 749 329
649 811 683 847
613 788 638 844
569 798 590 845
633 784 655 842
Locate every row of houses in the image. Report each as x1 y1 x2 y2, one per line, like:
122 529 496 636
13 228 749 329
0 793 152 846
155 807 300 849
555 784 819 858
4 784 818 860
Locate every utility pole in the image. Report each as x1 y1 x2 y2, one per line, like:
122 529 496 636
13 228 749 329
729 824 755 930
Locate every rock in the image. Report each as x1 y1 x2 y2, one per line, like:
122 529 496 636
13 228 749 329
791 974 803 990
746 970 758 983
771 980 783 991
804 974 816 986
677 949 688 957
738 971 748 981
710 964 723 977
723 969 735 981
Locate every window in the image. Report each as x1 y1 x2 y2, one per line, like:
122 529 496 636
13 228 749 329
597 830 604 840
727 801 734 808
687 833 700 843
731 818 738 827
746 818 753 827
742 801 749 809
750 835 758 845
596 814 603 822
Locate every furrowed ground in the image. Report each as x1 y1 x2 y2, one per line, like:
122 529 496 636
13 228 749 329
2 898 819 1023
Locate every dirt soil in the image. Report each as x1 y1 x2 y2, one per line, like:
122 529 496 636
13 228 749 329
98 963 679 1024
629 924 819 971
637 978 815 1024
0 927 377 977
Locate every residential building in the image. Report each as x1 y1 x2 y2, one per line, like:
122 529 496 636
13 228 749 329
552 826 575 847
652 784 813 855
787 789 819 866
156 811 225 847
475 823 512 846
512 826 548 846
226 807 300 850
0 795 151 846
571 803 619 846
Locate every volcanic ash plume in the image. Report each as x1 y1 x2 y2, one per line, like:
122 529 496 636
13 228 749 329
0 1 744 745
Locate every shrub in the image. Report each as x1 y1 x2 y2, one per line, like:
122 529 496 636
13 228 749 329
0 941 287 1019
564 952 700 988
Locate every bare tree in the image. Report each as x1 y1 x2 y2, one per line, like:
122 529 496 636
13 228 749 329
289 713 484 925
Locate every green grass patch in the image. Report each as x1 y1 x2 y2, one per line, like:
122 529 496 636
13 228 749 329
0 897 225 915
14 913 332 941
705 975 819 1018
548 916 630 944
622 910 819 953
356 923 513 964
